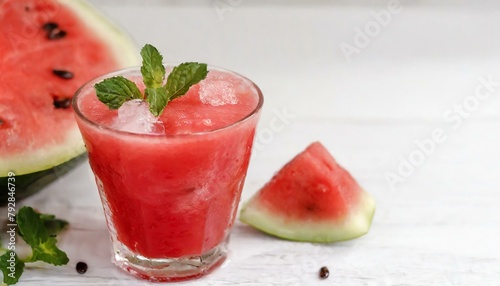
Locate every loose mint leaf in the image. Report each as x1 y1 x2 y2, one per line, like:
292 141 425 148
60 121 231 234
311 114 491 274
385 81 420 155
145 87 169 117
95 76 143 109
165 62 208 101
0 251 24 285
16 207 69 266
140 44 165 88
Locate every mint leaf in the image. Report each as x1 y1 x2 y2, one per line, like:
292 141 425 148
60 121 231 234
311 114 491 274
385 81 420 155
140 44 165 88
95 76 143 109
39 214 69 236
145 87 168 117
0 252 24 285
165 62 208 101
30 238 69 266
16 207 69 266
17 213 68 239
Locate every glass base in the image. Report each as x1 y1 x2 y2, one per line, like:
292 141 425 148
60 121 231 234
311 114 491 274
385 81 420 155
112 240 228 282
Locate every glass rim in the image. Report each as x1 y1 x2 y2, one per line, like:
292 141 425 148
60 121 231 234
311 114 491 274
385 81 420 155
72 64 264 138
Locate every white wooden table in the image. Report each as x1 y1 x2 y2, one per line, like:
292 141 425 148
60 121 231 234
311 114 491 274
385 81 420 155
12 1 500 285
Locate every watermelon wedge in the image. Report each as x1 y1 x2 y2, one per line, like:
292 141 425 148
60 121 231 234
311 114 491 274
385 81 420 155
0 0 138 203
240 142 375 243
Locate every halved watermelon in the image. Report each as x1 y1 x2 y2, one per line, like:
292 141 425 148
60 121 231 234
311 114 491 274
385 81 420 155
240 142 375 243
0 0 138 203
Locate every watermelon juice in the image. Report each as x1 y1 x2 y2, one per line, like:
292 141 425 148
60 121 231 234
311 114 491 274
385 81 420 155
73 66 263 281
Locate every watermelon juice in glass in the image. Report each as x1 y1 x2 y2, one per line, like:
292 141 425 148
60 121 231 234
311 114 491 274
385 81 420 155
72 65 263 281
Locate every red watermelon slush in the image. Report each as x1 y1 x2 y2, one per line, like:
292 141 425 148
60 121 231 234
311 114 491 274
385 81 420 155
73 67 263 281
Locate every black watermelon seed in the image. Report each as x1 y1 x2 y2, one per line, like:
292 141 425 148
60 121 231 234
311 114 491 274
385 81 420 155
42 22 58 32
0 118 7 129
76 262 87 274
319 266 329 279
24 6 30 12
53 97 71 109
48 29 67 40
0 118 10 129
53 69 74 79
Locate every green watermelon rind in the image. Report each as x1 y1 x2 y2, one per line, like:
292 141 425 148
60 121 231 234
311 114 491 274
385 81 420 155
0 153 87 204
0 127 86 177
0 0 138 178
239 189 376 243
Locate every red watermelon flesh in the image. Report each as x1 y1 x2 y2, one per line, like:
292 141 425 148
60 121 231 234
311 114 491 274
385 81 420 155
0 0 137 177
240 142 375 243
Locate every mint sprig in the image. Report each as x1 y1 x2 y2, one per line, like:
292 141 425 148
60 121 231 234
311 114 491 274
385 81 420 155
17 207 69 266
0 206 69 285
95 44 209 117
